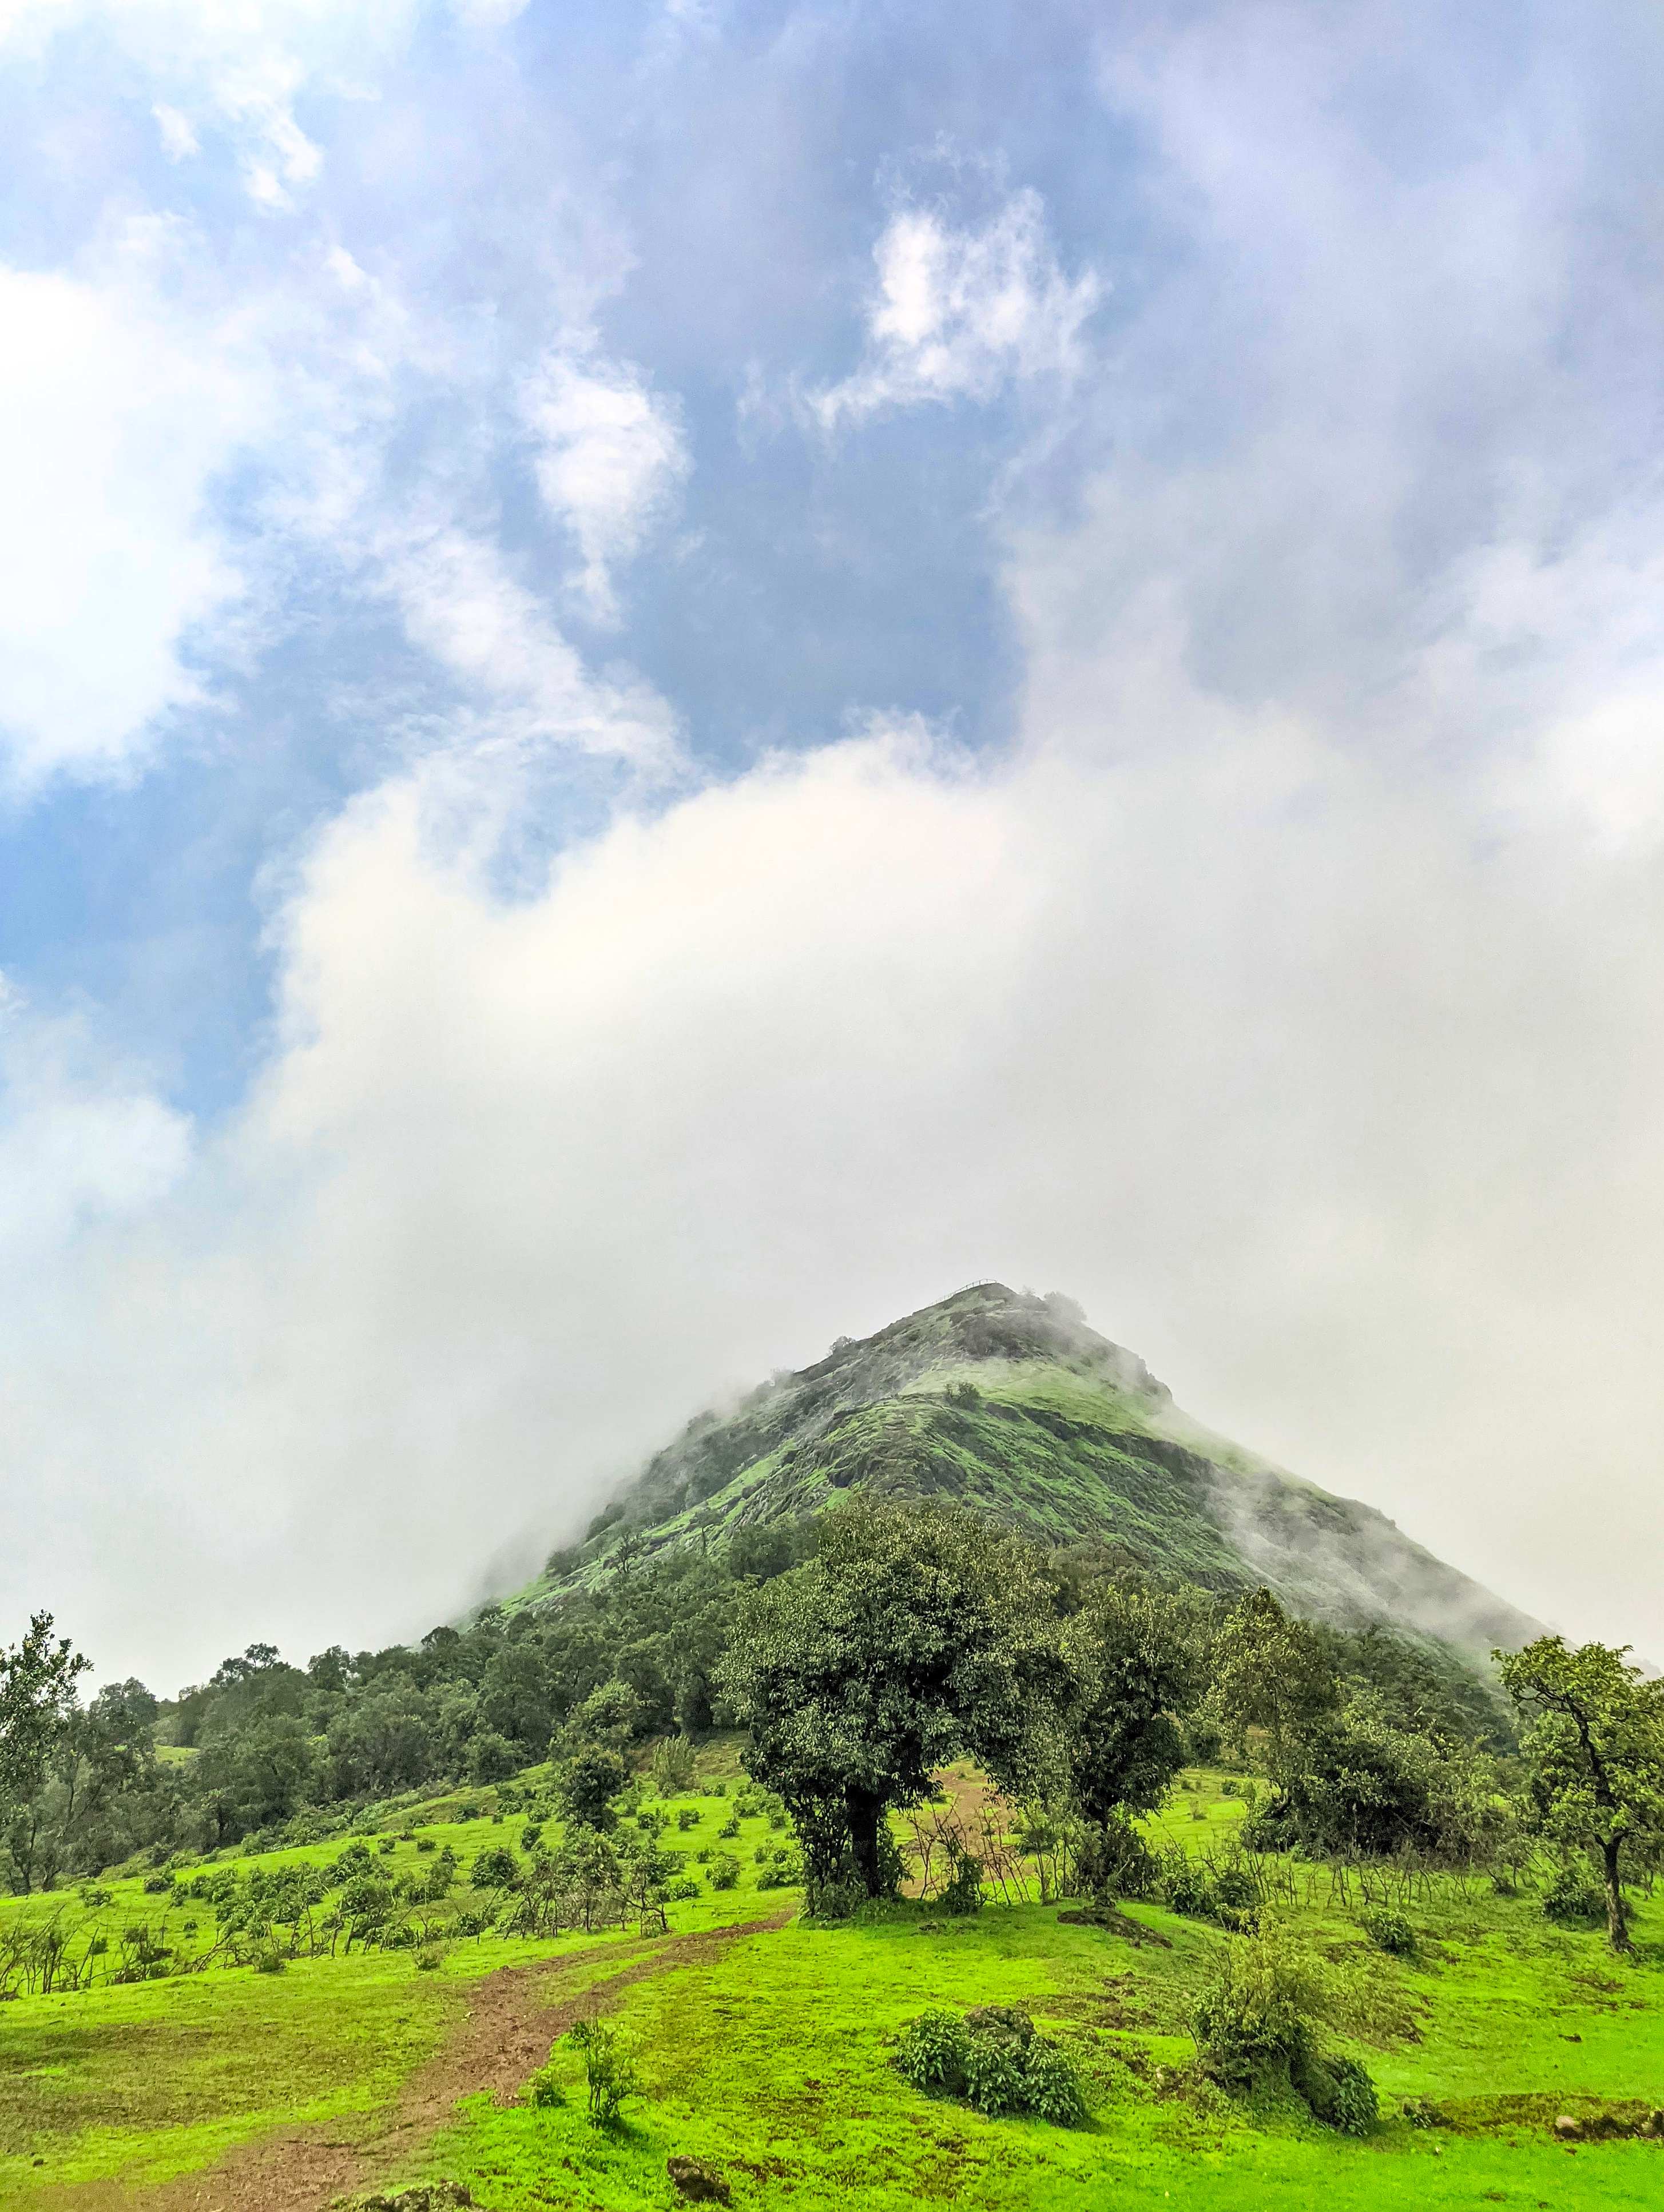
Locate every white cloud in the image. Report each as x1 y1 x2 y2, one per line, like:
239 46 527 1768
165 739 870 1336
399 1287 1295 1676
0 253 266 781
152 101 198 158
376 518 680 766
520 352 689 624
7 602 1664 1684
811 190 1100 430
0 994 192 1262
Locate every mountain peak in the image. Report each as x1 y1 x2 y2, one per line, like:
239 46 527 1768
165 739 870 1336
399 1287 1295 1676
510 1284 1543 1664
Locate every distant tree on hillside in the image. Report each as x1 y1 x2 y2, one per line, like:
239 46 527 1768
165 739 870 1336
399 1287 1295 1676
717 1499 1066 1900
1205 1590 1337 1763
1499 1636 1664 1952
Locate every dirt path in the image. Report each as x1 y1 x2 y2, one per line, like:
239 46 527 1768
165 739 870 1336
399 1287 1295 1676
54 1913 793 2212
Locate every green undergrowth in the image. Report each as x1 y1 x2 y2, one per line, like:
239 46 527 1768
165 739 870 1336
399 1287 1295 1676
410 1895 1664 2212
3 1761 1663 2207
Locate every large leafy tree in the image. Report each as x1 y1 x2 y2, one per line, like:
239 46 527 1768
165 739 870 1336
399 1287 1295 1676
1498 1636 1664 1952
0 1614 87 1812
717 1499 1067 1895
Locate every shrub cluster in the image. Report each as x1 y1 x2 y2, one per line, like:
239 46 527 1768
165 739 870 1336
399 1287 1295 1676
1189 1924 1376 2135
1157 1847 1260 1932
896 2004 1087 2126
1356 1905 1415 1955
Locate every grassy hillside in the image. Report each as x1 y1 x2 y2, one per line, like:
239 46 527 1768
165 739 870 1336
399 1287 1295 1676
3 1748 1660 2210
507 1284 1542 1658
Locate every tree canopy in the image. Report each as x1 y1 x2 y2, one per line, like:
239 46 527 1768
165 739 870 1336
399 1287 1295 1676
1499 1635 1664 1951
717 1499 1067 1895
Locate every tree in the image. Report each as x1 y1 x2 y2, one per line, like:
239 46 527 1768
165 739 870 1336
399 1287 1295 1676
555 1743 626 1831
0 1614 86 1812
717 1499 1067 1896
1062 1585 1198 1892
1205 1590 1337 1764
1498 1636 1664 1952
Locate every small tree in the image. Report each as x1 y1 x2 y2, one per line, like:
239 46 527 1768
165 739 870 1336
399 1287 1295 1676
1062 1585 1197 1895
717 1499 1067 1897
1205 1590 1336 1766
1498 1636 1664 1952
555 1743 627 1832
1 1614 86 1815
567 2016 641 2125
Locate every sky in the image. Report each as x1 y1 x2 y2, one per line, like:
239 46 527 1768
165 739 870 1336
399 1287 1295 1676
4 0 1664 1690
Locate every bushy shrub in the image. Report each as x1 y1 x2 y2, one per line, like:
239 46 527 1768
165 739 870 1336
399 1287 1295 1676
896 2004 1086 2125
1357 1906 1415 1955
1019 2037 1090 2126
1191 1925 1376 2134
708 1853 740 1891
677 1808 700 1832
1077 1815 1158 1901
1296 2053 1379 2137
717 1816 740 1839
756 1846 801 1891
526 2062 567 2110
651 1736 697 1796
1158 1848 1258 1932
1542 1863 1607 1926
1191 1924 1327 2089
666 1874 701 1901
897 2008 970 2095
471 1846 519 1892
938 1844 984 1916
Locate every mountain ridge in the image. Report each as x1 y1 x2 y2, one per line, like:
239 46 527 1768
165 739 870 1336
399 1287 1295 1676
505 1282 1546 1658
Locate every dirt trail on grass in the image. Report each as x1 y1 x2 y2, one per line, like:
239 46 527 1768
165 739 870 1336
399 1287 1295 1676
54 1913 793 2212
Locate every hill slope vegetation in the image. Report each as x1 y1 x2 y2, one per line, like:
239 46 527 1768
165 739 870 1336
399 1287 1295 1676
511 1283 1541 1658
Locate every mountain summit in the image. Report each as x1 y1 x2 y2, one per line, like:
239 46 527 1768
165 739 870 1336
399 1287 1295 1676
511 1282 1542 1656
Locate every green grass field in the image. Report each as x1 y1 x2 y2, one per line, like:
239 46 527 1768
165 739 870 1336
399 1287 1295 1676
2 1761 1661 2209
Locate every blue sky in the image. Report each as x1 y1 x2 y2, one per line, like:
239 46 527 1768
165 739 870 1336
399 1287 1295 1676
5 1 1664 1684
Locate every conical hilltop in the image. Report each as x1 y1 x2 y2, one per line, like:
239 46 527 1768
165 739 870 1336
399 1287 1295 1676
509 1282 1543 1657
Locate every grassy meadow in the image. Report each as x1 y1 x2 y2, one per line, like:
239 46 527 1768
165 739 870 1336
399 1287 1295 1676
1 1758 1660 2209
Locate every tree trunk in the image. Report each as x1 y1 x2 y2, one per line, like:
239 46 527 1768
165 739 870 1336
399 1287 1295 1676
1602 1835 1631 1952
846 1785 884 1897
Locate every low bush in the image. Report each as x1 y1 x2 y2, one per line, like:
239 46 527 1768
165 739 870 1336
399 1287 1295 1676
1357 1906 1415 1955
1296 2052 1379 2137
708 1853 740 1891
677 1808 700 1832
938 1845 984 1917
1542 1863 1607 1926
896 2004 1086 2125
666 1874 702 1900
756 1846 801 1891
1191 1924 1375 2135
526 2062 566 2110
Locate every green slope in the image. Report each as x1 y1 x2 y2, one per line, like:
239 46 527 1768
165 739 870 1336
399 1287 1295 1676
507 1284 1543 1655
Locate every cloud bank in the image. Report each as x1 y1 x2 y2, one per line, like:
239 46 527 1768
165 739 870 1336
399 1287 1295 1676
4 1 1664 1688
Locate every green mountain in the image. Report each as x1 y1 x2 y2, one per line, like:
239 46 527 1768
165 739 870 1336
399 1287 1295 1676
509 1282 1543 1656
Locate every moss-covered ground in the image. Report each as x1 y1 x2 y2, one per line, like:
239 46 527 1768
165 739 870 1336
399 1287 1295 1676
2 1765 1661 2207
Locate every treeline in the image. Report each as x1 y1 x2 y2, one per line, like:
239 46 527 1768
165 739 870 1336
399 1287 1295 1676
3 1506 1508 1893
